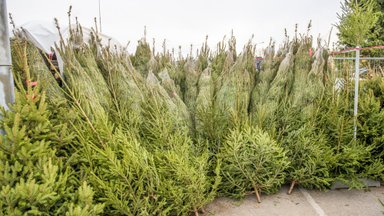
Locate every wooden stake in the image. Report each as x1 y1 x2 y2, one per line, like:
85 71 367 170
288 181 296 195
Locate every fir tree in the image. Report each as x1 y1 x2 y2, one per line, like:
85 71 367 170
220 125 289 202
283 125 335 194
0 87 100 215
139 83 221 215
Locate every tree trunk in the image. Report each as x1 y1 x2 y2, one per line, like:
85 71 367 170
288 181 296 195
255 188 261 203
252 182 261 203
194 207 199 216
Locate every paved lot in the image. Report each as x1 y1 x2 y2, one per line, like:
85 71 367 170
204 185 384 216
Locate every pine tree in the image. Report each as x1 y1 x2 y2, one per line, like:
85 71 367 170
317 75 384 188
1 38 103 214
359 79 384 163
131 37 156 77
80 128 164 215
220 125 289 202
65 182 104 216
139 83 220 215
337 0 380 47
283 125 335 193
0 87 101 215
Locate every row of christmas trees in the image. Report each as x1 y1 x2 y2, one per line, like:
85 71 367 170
0 22 383 215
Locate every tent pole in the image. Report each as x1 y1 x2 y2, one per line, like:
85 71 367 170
0 0 15 127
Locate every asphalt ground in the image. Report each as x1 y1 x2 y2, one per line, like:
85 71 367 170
204 185 384 216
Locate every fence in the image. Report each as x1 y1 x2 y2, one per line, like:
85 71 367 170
332 46 384 139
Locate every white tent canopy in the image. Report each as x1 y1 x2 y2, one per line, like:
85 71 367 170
19 21 121 72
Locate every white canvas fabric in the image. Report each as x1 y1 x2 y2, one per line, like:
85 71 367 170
19 21 121 72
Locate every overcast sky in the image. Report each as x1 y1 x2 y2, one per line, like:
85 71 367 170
8 0 342 54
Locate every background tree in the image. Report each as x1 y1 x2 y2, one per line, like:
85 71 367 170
368 0 384 47
337 0 380 47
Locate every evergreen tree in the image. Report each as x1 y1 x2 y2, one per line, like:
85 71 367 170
337 0 380 47
0 87 101 215
318 75 384 188
283 125 335 193
220 125 289 202
139 83 220 215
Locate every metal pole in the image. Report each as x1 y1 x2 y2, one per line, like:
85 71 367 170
0 0 14 112
98 0 102 33
353 47 360 139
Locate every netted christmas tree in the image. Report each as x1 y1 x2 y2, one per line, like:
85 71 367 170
250 41 285 132
96 46 144 134
139 81 221 215
11 37 65 104
215 39 256 125
55 27 111 120
250 39 293 135
195 67 218 141
131 31 158 77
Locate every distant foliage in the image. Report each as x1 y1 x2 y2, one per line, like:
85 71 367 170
337 0 380 47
